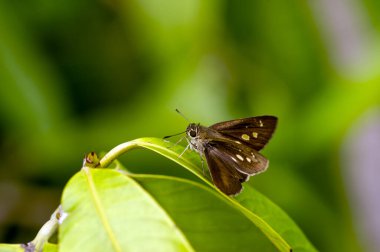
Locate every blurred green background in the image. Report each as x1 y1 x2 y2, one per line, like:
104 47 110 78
1 0 380 251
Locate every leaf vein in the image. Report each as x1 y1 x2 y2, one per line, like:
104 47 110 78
83 168 122 252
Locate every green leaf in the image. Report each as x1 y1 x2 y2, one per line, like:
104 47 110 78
235 186 317 252
99 137 316 251
42 243 57 252
60 169 278 251
0 243 56 252
133 174 278 251
0 244 24 252
60 168 195 252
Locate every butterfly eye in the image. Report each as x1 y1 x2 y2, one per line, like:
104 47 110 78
189 130 197 137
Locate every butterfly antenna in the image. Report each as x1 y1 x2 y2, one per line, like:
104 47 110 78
163 109 189 139
163 130 186 139
175 109 191 122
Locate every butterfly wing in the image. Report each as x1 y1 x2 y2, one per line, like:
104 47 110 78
209 141 269 175
204 142 268 195
204 146 245 195
210 116 277 151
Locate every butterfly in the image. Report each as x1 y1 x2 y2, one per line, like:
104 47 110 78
184 116 277 196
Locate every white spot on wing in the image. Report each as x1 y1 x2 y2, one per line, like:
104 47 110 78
231 157 237 162
236 154 244 161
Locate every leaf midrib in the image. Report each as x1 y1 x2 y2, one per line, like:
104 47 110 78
82 167 122 252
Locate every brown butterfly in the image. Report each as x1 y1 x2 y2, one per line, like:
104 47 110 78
184 116 277 196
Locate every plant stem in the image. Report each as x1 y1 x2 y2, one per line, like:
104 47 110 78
99 140 140 168
25 206 64 252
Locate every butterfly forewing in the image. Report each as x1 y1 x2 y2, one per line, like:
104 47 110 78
210 116 277 151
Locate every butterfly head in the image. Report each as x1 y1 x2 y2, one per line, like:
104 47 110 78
186 123 200 138
186 123 208 153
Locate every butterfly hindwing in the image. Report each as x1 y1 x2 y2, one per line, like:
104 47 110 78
204 142 268 195
210 116 277 151
204 146 244 195
208 141 269 175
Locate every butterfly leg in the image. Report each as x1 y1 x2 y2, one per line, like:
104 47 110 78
179 137 195 157
166 136 185 149
178 144 190 158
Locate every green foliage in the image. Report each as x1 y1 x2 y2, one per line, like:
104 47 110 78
0 138 316 251
61 170 277 252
